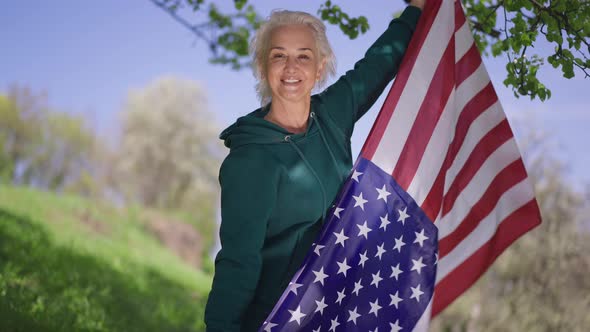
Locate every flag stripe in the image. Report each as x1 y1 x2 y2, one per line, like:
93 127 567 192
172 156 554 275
438 159 528 256
441 119 514 218
454 0 465 30
365 0 454 174
454 63 491 118
361 0 443 161
454 22 473 63
391 35 456 189
436 177 536 282
456 45 482 87
419 85 499 219
432 199 541 315
443 99 505 195
437 137 523 238
406 89 456 207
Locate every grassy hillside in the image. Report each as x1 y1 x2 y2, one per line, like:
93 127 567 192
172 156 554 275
0 186 213 332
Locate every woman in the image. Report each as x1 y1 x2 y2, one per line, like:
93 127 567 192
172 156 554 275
205 1 425 331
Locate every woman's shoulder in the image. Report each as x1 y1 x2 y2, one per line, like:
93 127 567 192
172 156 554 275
220 144 282 179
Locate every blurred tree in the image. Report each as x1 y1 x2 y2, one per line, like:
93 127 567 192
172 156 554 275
21 112 100 194
431 128 590 331
113 76 221 214
151 0 589 102
0 85 103 196
0 85 47 185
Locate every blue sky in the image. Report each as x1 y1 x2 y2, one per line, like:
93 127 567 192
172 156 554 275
2 0 588 186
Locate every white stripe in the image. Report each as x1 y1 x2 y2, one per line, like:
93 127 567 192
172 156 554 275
436 138 522 239
371 0 455 175
435 177 535 282
455 62 491 116
412 298 432 332
407 89 456 206
443 101 506 194
455 21 474 62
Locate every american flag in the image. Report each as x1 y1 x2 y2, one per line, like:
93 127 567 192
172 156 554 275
261 0 542 330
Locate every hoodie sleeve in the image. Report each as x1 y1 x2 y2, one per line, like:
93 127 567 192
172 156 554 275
316 6 421 139
205 148 278 332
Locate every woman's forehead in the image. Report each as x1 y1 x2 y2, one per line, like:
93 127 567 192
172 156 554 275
269 24 316 50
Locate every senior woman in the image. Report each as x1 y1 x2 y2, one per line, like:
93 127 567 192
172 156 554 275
205 0 425 331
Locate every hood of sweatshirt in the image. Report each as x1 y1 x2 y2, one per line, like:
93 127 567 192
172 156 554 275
219 105 318 149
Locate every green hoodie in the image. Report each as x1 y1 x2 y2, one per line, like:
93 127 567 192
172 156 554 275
205 6 421 331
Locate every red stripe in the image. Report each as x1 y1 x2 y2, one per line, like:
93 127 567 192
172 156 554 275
441 119 513 217
420 83 498 220
455 0 466 31
432 199 542 317
361 0 443 159
456 44 482 86
391 35 455 189
439 159 528 257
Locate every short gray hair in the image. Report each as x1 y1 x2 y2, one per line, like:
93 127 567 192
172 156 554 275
250 10 337 105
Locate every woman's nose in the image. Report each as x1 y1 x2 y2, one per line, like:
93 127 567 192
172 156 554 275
284 56 297 71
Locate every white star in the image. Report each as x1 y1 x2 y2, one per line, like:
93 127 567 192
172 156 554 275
370 271 383 288
333 229 349 247
313 267 329 285
288 282 303 295
315 296 328 315
358 250 369 267
337 258 351 277
352 278 364 296
352 192 368 210
410 284 425 302
351 169 363 182
333 207 344 219
393 235 406 253
329 316 340 332
347 306 361 325
414 229 429 247
390 263 403 280
435 252 439 265
312 327 321 332
397 207 410 225
336 288 346 305
288 305 306 325
411 256 426 274
375 242 386 260
375 184 391 202
389 291 403 309
390 319 403 332
370 329 378 332
313 243 325 256
356 221 372 239
379 213 391 231
263 321 278 332
368 298 382 317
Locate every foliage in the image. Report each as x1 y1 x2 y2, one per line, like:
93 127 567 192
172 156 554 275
151 0 589 101
113 76 222 216
431 130 590 331
0 185 213 332
0 86 45 184
0 85 102 195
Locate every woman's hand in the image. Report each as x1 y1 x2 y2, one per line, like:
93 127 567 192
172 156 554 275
409 0 425 10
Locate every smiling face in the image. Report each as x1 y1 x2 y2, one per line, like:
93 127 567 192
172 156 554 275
265 24 324 104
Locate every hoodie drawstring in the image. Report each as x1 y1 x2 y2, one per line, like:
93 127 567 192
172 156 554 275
283 111 344 221
310 112 345 183
285 135 328 220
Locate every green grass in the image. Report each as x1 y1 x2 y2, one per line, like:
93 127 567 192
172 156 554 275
0 186 213 331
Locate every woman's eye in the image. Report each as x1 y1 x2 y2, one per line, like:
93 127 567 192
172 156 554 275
298 55 310 60
272 54 285 59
